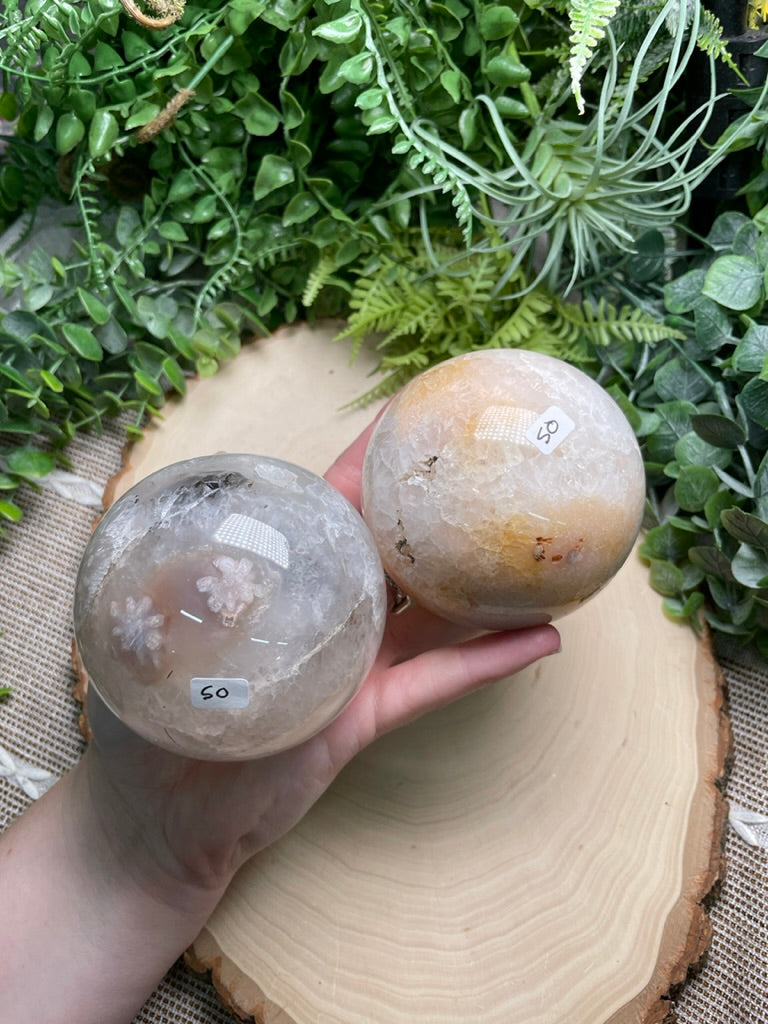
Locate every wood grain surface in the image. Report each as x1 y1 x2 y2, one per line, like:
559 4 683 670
112 322 729 1024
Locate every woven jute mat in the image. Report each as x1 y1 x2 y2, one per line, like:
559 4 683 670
1 416 766 1024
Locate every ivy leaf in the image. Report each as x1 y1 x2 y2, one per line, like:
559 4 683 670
627 230 665 283
88 109 119 159
253 154 295 200
236 93 281 135
337 52 375 86
282 192 320 226
440 69 462 103
756 450 768 520
674 431 731 469
702 254 763 311
312 11 363 43
641 400 697 462
692 295 732 355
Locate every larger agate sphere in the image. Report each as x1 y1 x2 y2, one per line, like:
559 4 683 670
74 454 387 760
361 350 646 630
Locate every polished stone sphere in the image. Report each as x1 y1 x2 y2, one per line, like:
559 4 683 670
361 350 646 630
74 454 387 760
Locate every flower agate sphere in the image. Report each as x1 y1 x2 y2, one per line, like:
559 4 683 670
74 455 387 760
361 350 646 630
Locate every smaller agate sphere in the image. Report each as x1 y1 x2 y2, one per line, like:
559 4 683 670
74 454 386 760
361 350 646 630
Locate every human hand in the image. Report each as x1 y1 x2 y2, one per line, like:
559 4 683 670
0 416 560 1024
80 416 562 902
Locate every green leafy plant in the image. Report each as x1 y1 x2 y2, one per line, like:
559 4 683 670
578 213 768 655
339 210 768 653
338 226 683 403
1 0 767 655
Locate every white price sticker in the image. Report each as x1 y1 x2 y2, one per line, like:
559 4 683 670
526 406 575 454
190 677 250 710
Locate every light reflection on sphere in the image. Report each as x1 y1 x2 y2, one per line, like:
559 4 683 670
74 454 387 760
361 350 646 630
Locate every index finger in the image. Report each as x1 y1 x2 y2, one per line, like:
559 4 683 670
323 404 389 509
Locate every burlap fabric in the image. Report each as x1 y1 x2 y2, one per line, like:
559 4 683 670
1 416 766 1024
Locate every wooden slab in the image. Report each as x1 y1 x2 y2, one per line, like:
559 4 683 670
110 321 730 1024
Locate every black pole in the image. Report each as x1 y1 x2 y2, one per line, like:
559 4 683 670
686 0 768 235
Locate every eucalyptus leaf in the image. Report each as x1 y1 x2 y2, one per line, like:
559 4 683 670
654 359 712 403
689 545 736 581
627 230 665 282
705 489 739 530
731 544 768 588
674 431 732 469
740 377 768 430
690 413 746 449
663 268 706 314
640 521 694 561
721 507 768 551
732 322 768 373
702 254 763 311
674 464 720 512
61 323 102 361
648 558 684 596
6 447 56 478
0 499 23 522
691 296 732 355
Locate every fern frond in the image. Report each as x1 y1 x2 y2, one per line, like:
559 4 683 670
374 286 444 347
72 167 109 290
697 7 745 81
485 290 555 348
405 128 475 240
568 0 622 114
341 365 414 410
339 267 412 338
434 248 501 311
302 255 339 308
562 298 685 348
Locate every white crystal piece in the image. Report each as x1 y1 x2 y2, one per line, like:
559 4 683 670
74 454 386 761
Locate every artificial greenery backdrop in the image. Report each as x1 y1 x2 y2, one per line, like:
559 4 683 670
1 0 768 652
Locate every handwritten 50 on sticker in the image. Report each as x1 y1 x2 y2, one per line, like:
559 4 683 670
526 406 576 455
191 677 250 710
